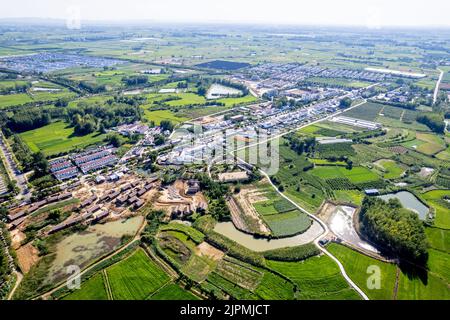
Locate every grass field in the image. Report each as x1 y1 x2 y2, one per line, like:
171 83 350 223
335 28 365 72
107 249 170 300
374 159 405 179
63 273 109 300
267 255 361 300
19 121 106 156
142 109 188 125
402 133 447 155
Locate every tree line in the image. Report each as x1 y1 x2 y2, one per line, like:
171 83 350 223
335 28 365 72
359 197 428 265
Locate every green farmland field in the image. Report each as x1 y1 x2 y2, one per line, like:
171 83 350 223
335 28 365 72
267 255 361 300
62 274 109 300
251 183 312 237
148 284 200 300
311 166 380 184
421 190 450 229
327 243 450 300
107 249 170 300
0 93 33 108
375 159 405 179
142 109 188 125
19 121 106 156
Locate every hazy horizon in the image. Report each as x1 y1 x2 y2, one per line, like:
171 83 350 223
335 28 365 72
1 0 450 28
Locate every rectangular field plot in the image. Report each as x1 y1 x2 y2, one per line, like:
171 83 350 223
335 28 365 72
311 166 380 184
19 121 106 156
62 273 109 300
343 102 384 121
107 249 170 300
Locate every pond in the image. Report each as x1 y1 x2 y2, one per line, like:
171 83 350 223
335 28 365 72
213 221 324 252
378 191 429 220
47 216 144 283
329 205 378 253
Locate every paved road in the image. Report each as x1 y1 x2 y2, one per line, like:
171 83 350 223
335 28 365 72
238 159 370 300
234 99 369 153
0 132 29 201
434 69 444 104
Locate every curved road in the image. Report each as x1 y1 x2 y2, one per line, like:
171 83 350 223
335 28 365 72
237 157 370 300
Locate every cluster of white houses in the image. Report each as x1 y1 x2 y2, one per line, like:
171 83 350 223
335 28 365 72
50 146 118 181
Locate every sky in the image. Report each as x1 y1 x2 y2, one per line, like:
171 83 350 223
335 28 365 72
1 0 450 28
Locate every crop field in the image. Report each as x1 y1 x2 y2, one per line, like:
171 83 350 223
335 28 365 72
327 243 450 300
159 223 205 244
0 93 33 108
436 145 450 161
402 132 446 155
253 271 295 300
206 272 259 300
19 121 106 156
315 142 356 158
352 144 394 164
421 190 450 229
327 243 398 300
62 274 109 300
311 166 380 184
142 109 188 125
148 284 200 300
374 159 405 179
64 63 169 90
270 143 326 212
342 102 385 121
250 183 312 237
425 227 449 253
107 249 170 300
267 255 361 300
214 256 263 290
0 80 29 90
181 253 217 283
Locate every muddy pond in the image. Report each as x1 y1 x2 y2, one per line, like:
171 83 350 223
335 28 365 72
47 216 143 283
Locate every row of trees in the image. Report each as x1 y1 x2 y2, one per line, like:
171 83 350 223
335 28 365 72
0 82 31 95
416 113 446 134
121 75 148 86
